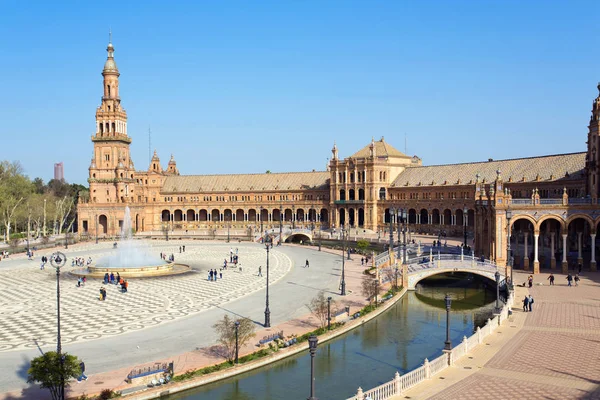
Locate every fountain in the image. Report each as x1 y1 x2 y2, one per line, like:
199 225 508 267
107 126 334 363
72 206 190 278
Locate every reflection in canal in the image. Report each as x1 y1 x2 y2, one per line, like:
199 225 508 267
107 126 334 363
170 274 496 400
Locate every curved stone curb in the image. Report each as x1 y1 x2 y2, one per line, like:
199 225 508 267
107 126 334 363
123 287 408 400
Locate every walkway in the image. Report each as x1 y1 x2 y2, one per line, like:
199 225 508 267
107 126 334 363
393 270 600 400
0 242 369 399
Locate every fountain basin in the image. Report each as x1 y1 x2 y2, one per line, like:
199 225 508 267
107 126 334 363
70 262 191 278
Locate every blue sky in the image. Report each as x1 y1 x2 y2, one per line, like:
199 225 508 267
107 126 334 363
1 1 599 185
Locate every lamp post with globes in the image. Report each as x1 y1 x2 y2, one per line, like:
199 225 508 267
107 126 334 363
279 202 283 246
463 206 468 248
50 252 67 400
444 294 452 351
389 207 395 256
95 214 99 244
401 209 408 265
292 205 296 230
307 335 319 400
234 321 240 364
506 207 513 291
260 206 264 234
340 228 346 296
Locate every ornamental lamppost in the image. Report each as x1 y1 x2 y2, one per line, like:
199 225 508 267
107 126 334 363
318 210 322 251
227 223 230 243
402 209 408 265
506 207 513 291
264 237 271 327
389 207 395 255
340 229 346 296
95 214 99 244
495 270 502 314
463 206 468 248
292 205 296 230
50 252 67 400
444 294 452 351
307 335 319 400
260 206 264 234
234 321 240 364
327 296 332 330
64 226 68 250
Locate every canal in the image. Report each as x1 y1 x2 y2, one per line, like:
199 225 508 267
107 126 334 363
169 273 497 400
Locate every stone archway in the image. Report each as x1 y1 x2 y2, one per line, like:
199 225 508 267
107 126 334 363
510 216 536 271
161 210 170 222
99 215 108 234
186 209 195 222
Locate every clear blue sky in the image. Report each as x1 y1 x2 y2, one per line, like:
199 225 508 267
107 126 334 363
1 0 599 185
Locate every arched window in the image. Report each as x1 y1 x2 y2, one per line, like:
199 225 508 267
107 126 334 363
379 188 386 200
107 85 111 97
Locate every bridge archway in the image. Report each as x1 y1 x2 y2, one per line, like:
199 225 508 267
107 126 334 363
285 233 311 243
409 267 502 290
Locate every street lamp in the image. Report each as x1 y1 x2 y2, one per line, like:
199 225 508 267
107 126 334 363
318 209 322 252
95 214 99 244
444 294 452 351
50 252 67 400
307 335 319 400
506 207 513 291
64 226 68 250
402 209 408 265
340 229 346 296
327 297 332 330
494 270 502 314
394 265 399 289
279 202 283 246
264 238 271 328
463 206 468 248
292 205 296 230
260 206 264 234
234 321 240 364
227 224 230 243
389 207 395 255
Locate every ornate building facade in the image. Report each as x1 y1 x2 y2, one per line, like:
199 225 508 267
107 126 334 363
78 39 600 274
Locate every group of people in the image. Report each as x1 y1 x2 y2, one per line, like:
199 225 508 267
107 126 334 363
72 257 92 267
208 269 222 281
159 252 175 262
522 294 535 312
102 272 129 293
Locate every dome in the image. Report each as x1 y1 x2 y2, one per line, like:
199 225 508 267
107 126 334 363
103 58 118 72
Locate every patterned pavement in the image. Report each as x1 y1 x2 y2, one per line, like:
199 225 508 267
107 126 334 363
424 271 600 400
0 242 291 351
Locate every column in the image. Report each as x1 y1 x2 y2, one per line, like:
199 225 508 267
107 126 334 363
428 213 432 225
417 214 421 224
523 233 529 270
591 233 597 271
533 233 540 274
550 232 556 269
441 214 444 225
577 232 583 266
562 233 568 273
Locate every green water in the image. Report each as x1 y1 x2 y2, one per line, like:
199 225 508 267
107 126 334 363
170 275 497 400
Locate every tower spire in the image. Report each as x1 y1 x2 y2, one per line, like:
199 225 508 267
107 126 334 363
109 28 112 44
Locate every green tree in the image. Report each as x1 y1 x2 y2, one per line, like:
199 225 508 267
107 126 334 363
213 315 256 362
361 275 382 306
356 239 370 254
0 161 33 241
27 351 82 400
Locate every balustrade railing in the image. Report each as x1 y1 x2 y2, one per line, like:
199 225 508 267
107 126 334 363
347 292 514 400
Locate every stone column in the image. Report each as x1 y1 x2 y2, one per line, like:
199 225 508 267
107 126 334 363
591 233 597 271
562 233 568 273
533 233 540 274
429 213 432 225
523 233 529 270
441 214 444 225
577 232 583 266
550 232 556 269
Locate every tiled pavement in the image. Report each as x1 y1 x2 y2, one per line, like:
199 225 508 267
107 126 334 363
0 243 291 351
396 270 600 400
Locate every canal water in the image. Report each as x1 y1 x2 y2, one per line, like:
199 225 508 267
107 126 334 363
170 274 497 400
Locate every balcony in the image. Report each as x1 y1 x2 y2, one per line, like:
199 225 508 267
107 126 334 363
334 200 365 205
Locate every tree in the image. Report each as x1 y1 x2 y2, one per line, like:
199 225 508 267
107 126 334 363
356 239 370 255
0 161 33 241
306 290 337 328
212 315 256 362
382 267 401 290
27 351 81 400
361 275 382 306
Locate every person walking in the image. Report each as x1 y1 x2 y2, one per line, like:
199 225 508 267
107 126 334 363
305 259 310 268
77 361 88 382
547 273 555 286
528 294 534 312
522 295 529 312
528 275 533 288
578 263 582 274
574 274 580 286
566 273 573 287
258 266 262 277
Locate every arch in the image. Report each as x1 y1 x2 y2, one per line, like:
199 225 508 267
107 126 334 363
408 209 417 224
467 209 475 227
443 209 452 226
339 189 346 201
161 210 170 222
99 215 108 234
211 209 220 222
284 208 293 222
420 209 429 224
349 189 356 200
273 209 282 222
224 209 233 222
320 208 329 225
340 208 346 227
199 209 208 222
384 208 390 224
297 208 305 222
455 209 464 226
173 209 183 222
379 188 386 200
535 214 566 232
235 209 244 222
566 214 594 231
432 209 440 225
135 214 139 232
509 214 537 230
349 208 356 226
358 208 365 227
186 209 195 222
358 188 365 200
411 268 498 289
248 208 257 222
260 208 269 222
285 233 311 243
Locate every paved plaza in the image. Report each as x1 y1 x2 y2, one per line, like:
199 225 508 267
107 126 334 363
395 270 600 400
0 241 291 352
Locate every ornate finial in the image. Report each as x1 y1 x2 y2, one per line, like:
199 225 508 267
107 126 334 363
597 81 600 94
475 173 481 183
109 28 112 44
496 169 501 178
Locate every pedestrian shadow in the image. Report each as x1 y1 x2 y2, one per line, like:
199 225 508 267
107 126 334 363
1 385 49 400
286 281 338 296
546 367 600 385
213 305 262 327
